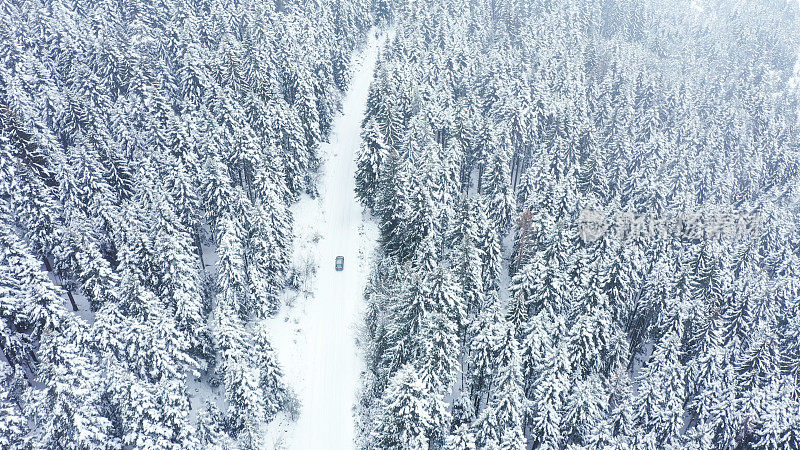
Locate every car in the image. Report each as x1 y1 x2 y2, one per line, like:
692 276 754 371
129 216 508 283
335 256 344 271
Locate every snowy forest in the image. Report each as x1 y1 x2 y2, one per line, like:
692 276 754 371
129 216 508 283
1 0 800 449
0 0 373 447
355 0 800 449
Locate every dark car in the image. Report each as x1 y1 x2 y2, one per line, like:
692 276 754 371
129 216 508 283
335 256 344 271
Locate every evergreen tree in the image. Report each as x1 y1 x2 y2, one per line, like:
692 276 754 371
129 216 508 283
444 424 476 450
475 325 527 448
372 364 433 450
481 143 516 230
357 117 391 210
0 384 27 449
32 327 116 449
635 330 687 442
254 323 288 417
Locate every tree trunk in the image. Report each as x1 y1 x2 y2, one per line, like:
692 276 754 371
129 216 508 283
65 289 79 312
195 229 206 270
477 164 484 194
510 155 518 190
43 257 78 311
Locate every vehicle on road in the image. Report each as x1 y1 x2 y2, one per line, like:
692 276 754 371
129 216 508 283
335 256 344 271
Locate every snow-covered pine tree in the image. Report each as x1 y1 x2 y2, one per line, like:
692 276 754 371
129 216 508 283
372 364 434 450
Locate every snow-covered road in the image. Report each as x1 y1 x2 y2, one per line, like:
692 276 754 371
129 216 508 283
264 29 387 449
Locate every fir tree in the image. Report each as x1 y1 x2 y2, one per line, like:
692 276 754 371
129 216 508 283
372 364 433 450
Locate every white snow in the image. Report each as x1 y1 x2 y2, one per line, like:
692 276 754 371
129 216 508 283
263 28 388 449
